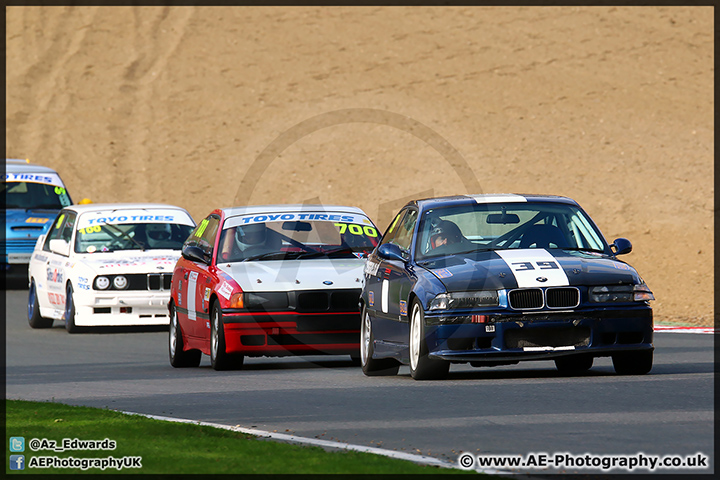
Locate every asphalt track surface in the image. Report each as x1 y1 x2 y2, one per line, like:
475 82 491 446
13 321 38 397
4 288 715 475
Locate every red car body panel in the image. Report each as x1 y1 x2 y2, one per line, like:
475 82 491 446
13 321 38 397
170 207 375 359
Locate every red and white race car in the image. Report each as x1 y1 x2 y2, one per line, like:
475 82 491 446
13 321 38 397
169 204 380 370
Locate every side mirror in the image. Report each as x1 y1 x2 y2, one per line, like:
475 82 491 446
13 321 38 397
48 239 70 256
611 238 632 255
377 243 406 262
182 245 209 264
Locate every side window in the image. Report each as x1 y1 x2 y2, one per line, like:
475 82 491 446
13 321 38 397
380 210 408 248
393 209 418 251
184 215 220 255
60 211 77 242
43 211 69 252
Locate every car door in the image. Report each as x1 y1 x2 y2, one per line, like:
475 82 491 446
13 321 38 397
178 214 220 339
371 208 418 349
33 210 76 316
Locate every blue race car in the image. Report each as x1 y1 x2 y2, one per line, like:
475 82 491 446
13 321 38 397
3 159 75 279
360 194 655 380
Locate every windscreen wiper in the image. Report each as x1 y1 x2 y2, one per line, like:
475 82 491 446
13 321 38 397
103 223 146 251
241 252 290 262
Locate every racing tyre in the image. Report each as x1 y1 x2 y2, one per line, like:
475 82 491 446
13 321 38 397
612 350 653 375
554 354 593 374
64 283 80 334
360 305 399 376
28 279 53 328
169 304 201 368
210 301 244 371
409 300 449 380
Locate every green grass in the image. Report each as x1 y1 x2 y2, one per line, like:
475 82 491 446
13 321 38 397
6 400 474 475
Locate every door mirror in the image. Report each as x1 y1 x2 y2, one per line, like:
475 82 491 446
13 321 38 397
182 245 209 264
48 239 70 256
377 243 406 262
611 238 632 255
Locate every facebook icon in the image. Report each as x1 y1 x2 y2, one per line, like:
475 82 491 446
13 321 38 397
10 454 25 470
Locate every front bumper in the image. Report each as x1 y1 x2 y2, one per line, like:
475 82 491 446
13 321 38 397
424 307 653 363
221 310 360 356
74 291 171 326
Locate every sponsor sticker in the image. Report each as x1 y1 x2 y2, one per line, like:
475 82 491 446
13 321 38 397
217 282 233 300
4 172 65 187
433 268 453 278
224 212 370 228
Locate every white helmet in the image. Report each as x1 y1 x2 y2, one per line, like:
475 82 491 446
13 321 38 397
146 223 172 247
235 223 267 246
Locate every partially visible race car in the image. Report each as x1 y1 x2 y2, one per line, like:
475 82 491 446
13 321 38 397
169 205 380 370
360 194 655 380
27 203 196 332
3 159 81 279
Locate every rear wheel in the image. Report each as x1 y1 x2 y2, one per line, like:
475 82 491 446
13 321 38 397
210 301 244 371
409 300 449 380
360 305 399 376
64 283 79 334
169 304 201 367
28 279 53 328
612 350 653 375
554 354 593 374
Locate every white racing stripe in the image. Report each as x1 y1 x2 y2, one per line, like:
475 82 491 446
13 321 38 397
187 271 198 321
469 193 527 204
381 279 389 314
496 249 569 288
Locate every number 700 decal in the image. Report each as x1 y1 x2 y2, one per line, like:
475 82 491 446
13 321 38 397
334 223 378 237
511 260 559 271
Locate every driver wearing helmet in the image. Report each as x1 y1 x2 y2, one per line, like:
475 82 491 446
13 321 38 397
430 220 463 248
234 223 272 259
145 223 174 249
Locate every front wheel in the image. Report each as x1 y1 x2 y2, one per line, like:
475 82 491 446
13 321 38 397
612 350 653 375
64 283 80 333
28 279 53 328
409 300 449 380
210 301 244 371
169 304 201 368
360 305 399 376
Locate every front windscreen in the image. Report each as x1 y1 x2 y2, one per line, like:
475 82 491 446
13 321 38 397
2 181 72 209
219 213 380 262
75 222 194 253
416 202 607 260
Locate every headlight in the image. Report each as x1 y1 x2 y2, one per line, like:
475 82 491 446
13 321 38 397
589 284 654 303
113 275 128 290
95 276 110 290
429 291 499 310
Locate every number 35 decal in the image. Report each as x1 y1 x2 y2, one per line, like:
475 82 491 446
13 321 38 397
511 260 559 271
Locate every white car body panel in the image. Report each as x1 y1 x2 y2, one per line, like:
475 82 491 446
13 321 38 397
216 258 365 293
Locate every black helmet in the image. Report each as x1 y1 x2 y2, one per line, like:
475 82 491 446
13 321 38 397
430 220 462 247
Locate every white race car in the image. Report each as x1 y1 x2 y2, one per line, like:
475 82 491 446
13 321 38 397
27 203 196 332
